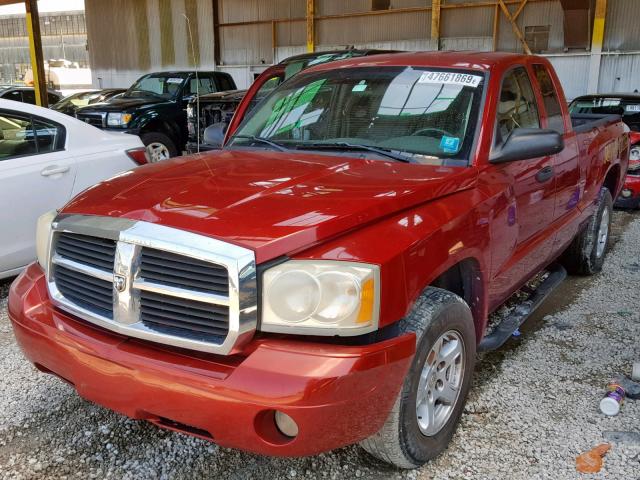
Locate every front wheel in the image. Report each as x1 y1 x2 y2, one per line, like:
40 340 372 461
561 187 613 275
360 287 476 469
140 132 178 162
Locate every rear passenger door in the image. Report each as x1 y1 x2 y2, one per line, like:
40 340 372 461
0 110 75 273
532 63 581 246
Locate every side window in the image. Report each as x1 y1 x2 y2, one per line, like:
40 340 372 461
48 92 61 105
219 74 235 91
188 76 217 96
0 113 37 160
495 67 540 145
533 64 565 134
33 118 63 153
4 90 23 102
21 90 36 104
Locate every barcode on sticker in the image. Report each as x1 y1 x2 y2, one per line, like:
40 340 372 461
418 72 482 88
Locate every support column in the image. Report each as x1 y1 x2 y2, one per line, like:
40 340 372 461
25 0 47 107
306 0 314 53
431 0 441 49
588 0 607 93
498 0 532 55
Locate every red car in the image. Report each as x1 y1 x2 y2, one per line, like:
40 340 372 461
570 94 640 208
9 52 628 469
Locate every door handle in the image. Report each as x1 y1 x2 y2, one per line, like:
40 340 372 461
535 165 554 183
41 165 70 177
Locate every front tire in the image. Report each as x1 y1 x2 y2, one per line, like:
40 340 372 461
561 187 613 275
141 132 178 162
360 287 476 469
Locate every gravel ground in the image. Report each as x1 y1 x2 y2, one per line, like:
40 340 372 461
1 212 639 480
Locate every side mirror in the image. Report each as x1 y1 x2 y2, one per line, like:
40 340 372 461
490 128 564 164
203 122 227 147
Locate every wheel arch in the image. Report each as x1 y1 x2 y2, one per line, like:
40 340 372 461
603 163 621 198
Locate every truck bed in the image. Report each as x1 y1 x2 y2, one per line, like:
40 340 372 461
571 113 622 133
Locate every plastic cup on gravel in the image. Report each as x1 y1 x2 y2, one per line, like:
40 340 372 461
600 383 625 416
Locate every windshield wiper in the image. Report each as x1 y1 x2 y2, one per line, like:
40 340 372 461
231 135 289 152
293 142 416 163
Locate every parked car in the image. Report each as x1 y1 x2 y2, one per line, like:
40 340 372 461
186 49 399 153
75 71 237 162
569 93 640 208
0 99 147 279
50 88 126 116
0 86 62 105
9 52 628 468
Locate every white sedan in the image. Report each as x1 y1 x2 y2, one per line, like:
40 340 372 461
0 99 147 279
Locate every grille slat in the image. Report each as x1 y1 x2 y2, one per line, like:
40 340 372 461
56 233 116 271
139 289 230 340
55 265 113 317
140 248 229 296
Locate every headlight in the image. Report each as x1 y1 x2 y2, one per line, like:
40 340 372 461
36 210 57 271
630 145 640 162
107 112 132 127
261 260 380 336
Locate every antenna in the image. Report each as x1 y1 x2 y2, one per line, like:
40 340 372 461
183 14 201 154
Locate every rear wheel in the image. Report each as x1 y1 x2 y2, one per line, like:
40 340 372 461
360 287 476 469
561 187 613 275
141 132 178 162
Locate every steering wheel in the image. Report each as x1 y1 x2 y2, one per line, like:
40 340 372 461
411 127 455 138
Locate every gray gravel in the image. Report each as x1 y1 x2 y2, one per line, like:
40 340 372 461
1 212 639 480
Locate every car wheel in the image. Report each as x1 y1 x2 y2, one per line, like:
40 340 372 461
561 187 613 275
360 287 476 469
141 132 178 162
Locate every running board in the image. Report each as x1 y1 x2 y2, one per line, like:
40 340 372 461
478 263 567 352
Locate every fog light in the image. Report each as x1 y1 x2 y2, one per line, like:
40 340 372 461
621 188 633 198
274 411 299 438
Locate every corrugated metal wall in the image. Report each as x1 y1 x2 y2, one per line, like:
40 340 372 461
83 0 640 95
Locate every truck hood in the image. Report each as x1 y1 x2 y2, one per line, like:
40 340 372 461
62 150 477 263
77 96 172 113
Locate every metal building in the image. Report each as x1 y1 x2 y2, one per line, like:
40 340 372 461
0 9 88 84
83 0 639 99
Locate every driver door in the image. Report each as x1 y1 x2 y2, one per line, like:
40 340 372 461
488 66 557 307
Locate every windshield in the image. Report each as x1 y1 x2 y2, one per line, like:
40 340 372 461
124 73 188 99
229 67 485 164
569 97 640 131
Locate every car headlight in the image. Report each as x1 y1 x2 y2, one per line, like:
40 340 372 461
630 145 640 162
36 210 57 272
107 112 132 127
261 260 380 336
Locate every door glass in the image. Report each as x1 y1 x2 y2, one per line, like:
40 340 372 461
248 75 282 112
533 64 565 134
33 118 62 153
496 67 540 145
0 114 37 160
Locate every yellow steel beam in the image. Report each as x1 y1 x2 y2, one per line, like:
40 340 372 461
492 3 500 50
431 0 441 42
498 0 532 55
587 0 607 92
306 0 314 52
512 0 528 20
25 0 47 107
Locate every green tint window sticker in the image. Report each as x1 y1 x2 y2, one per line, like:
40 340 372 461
261 79 327 137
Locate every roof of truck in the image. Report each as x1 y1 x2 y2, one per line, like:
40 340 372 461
304 51 536 73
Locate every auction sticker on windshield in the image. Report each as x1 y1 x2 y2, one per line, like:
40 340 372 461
418 71 482 88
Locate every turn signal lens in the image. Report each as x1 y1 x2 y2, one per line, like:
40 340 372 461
126 147 150 166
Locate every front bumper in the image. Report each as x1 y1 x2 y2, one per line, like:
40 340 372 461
615 175 640 209
8 263 414 457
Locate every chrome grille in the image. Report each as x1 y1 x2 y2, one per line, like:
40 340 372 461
76 112 106 128
140 248 229 296
46 215 257 355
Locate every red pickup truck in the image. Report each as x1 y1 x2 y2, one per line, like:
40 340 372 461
9 52 628 469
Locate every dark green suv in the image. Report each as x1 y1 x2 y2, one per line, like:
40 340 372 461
75 71 236 161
